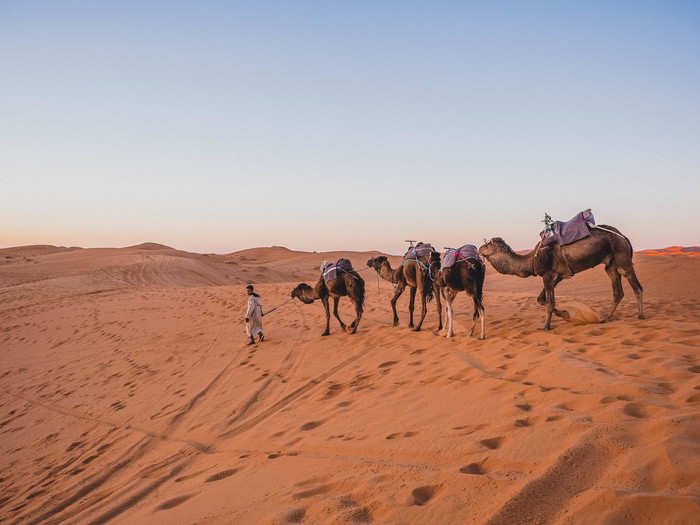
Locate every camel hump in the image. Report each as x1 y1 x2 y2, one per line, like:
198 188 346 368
404 242 436 260
441 244 483 269
322 258 355 283
540 209 596 246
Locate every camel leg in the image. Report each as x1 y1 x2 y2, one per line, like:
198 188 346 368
479 305 486 340
332 296 346 331
543 275 556 330
623 268 644 319
444 288 456 337
414 283 428 332
469 295 486 339
434 282 443 330
321 296 331 336
391 282 405 327
537 275 561 305
350 297 362 334
408 287 416 328
602 262 624 322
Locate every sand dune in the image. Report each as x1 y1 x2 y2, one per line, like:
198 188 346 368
1 244 698 524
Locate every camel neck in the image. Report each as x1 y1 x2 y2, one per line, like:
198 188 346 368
379 262 398 283
488 249 535 278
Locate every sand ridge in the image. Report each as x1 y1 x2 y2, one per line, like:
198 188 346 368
1 244 699 524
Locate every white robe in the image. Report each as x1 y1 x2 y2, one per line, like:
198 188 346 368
245 295 263 337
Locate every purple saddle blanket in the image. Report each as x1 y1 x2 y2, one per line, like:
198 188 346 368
540 209 595 246
441 244 482 269
403 242 435 260
322 258 353 283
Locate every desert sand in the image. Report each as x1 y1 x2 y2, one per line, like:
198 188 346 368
1 243 699 524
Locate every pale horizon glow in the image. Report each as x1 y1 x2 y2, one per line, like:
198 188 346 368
2 2 699 254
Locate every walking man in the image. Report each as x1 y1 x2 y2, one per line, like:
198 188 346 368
245 284 264 345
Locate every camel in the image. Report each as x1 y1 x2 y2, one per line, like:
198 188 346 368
434 248 486 339
366 252 442 332
291 266 365 336
479 226 643 330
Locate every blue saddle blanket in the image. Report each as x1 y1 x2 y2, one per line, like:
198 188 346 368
403 242 435 260
441 244 482 269
322 258 353 283
540 209 595 246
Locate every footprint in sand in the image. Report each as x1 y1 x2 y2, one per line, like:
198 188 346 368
545 415 562 422
293 484 332 499
283 507 306 523
378 361 399 368
480 437 503 450
460 462 486 475
411 485 441 506
515 403 531 412
622 403 647 418
514 418 530 427
205 468 239 482
338 495 358 508
66 441 83 452
347 507 372 523
155 494 195 511
688 365 700 374
300 421 323 431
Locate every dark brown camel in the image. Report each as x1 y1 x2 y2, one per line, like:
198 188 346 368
366 254 441 331
479 226 643 330
434 251 486 339
291 269 365 336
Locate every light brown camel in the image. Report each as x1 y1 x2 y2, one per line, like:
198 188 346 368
434 249 486 339
366 254 441 331
479 226 643 330
291 269 365 336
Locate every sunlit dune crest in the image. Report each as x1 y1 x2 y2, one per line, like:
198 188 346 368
637 246 700 256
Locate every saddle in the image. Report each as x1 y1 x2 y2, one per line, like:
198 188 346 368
322 258 354 283
540 209 595 247
441 244 483 270
403 242 436 261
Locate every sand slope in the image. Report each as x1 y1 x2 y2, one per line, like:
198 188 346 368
1 245 699 524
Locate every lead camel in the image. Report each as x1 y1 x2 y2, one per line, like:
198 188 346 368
479 226 643 330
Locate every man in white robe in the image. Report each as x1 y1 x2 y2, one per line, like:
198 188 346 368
245 285 263 345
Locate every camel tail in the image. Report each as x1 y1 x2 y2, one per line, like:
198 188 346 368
354 272 365 312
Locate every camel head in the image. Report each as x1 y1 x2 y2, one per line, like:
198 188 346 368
366 256 388 272
479 237 509 260
291 283 315 304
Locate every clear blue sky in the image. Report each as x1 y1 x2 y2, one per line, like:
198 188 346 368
2 1 699 253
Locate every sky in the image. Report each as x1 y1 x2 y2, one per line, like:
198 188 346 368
2 1 699 254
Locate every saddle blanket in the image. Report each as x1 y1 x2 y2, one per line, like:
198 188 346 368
541 209 595 246
403 242 435 260
441 244 483 269
322 258 354 283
